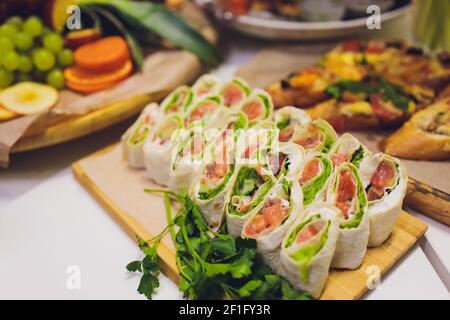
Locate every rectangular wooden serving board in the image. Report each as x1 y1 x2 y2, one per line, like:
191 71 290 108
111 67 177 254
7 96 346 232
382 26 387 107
72 144 428 300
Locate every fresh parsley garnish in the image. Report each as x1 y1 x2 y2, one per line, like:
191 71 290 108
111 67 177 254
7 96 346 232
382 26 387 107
127 189 312 300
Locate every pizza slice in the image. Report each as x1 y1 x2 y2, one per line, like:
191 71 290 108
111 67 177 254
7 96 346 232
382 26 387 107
382 97 450 160
267 40 449 110
305 78 419 132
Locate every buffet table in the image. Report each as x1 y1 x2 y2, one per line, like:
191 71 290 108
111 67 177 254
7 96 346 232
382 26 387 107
0 12 449 300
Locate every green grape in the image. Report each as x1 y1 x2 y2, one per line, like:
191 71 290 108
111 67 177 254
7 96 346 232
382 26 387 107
6 16 24 29
0 24 18 39
43 33 64 53
0 68 13 88
16 72 31 83
23 16 43 38
14 32 33 51
0 36 14 54
47 68 65 89
2 51 20 71
32 48 55 71
18 54 33 73
58 49 74 66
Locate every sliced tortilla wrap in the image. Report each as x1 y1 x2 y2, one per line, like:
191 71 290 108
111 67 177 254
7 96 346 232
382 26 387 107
326 162 369 269
260 142 305 181
238 89 274 126
225 164 277 237
359 153 407 246
122 103 163 169
295 152 333 207
191 74 221 100
234 123 278 166
191 133 236 229
279 204 340 299
184 95 224 129
168 127 207 192
160 85 193 115
274 106 311 142
143 113 184 186
290 119 337 154
329 133 372 168
219 78 251 109
242 177 303 271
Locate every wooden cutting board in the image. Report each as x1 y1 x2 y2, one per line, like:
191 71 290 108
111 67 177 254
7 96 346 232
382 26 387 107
72 144 428 300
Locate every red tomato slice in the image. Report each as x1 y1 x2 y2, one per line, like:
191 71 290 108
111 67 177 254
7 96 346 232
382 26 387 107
300 158 320 184
223 83 245 107
370 161 394 189
296 224 319 243
342 40 361 52
370 95 403 123
336 168 356 218
331 152 348 167
243 100 263 120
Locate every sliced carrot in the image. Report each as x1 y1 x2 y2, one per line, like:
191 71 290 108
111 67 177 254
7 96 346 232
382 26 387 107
74 36 130 72
66 79 124 95
64 60 133 86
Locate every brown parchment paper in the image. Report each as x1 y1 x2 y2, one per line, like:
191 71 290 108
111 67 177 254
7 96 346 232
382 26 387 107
236 46 450 193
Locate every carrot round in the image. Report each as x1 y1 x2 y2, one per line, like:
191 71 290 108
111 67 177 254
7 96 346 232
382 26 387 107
66 79 123 95
64 60 133 86
74 36 130 72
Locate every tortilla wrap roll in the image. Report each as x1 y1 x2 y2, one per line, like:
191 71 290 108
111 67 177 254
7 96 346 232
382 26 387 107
191 74 221 100
359 153 408 247
191 132 236 229
329 133 372 168
260 142 305 180
279 204 340 299
242 177 303 271
160 85 193 115
185 95 224 129
168 128 207 192
290 119 338 154
143 113 184 186
274 106 312 142
326 162 369 269
219 78 251 109
295 152 333 207
122 103 163 169
234 123 278 165
225 163 277 237
238 89 274 126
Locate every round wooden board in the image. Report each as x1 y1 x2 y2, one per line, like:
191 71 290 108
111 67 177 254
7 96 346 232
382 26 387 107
11 93 161 153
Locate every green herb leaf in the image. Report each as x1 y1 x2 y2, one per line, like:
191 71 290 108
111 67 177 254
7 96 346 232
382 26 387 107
126 260 142 273
237 280 263 297
94 0 220 66
281 279 312 300
138 274 159 300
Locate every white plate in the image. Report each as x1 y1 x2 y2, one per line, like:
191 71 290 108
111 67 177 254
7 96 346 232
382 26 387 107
213 4 411 41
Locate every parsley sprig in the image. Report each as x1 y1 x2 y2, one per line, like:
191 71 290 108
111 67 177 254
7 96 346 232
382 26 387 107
126 189 312 300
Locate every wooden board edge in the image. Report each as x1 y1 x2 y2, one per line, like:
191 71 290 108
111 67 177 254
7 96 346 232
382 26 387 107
12 94 160 153
71 161 179 284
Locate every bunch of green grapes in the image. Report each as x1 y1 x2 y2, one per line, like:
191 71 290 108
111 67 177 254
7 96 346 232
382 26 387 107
0 15 74 90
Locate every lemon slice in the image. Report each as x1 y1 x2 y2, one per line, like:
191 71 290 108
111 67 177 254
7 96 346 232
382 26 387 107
0 82 58 115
